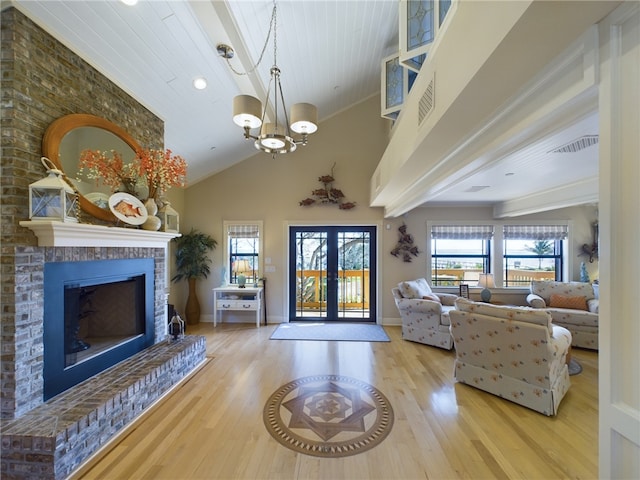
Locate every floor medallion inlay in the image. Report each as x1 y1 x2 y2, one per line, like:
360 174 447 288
263 375 394 457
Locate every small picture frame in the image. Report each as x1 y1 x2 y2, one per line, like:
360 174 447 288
459 284 469 299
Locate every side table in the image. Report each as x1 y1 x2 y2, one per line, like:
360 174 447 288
212 286 263 327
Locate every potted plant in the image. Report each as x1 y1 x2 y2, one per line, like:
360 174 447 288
171 228 217 325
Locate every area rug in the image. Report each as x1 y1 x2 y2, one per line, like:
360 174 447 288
568 358 582 376
263 375 394 457
270 323 390 342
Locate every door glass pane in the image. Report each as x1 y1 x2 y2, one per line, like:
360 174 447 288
337 230 370 319
295 230 328 318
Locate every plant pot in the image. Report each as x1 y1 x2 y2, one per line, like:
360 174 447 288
185 277 200 325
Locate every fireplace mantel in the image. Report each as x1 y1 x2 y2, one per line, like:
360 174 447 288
20 220 181 248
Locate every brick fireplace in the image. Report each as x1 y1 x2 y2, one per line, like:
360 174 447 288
0 8 206 478
1 7 166 420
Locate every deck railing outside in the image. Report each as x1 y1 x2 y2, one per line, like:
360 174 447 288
431 268 556 286
296 270 369 309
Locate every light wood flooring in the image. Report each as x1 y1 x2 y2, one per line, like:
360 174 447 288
73 323 598 480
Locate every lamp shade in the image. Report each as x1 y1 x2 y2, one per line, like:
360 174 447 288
290 103 318 134
233 259 251 288
259 123 287 149
233 95 262 129
477 274 496 289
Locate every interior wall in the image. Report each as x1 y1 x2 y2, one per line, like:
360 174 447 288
180 89 598 324
179 95 389 322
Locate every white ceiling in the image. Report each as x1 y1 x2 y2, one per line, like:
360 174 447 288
8 0 602 212
10 0 399 184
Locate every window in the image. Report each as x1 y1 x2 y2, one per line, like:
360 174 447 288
428 222 570 288
503 225 567 287
223 221 263 286
430 225 493 287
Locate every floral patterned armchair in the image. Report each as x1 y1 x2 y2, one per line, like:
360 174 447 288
526 280 598 350
392 278 458 350
450 298 572 416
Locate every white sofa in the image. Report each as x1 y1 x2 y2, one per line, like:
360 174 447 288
450 298 572 416
526 280 598 350
392 278 458 350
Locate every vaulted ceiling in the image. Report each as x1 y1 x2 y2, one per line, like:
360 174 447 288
9 0 617 217
10 0 399 184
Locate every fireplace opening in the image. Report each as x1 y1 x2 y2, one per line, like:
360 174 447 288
64 277 145 368
44 258 155 400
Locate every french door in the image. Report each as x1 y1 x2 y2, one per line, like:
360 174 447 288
288 226 376 322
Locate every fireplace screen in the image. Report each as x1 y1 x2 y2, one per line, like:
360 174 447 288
64 278 145 368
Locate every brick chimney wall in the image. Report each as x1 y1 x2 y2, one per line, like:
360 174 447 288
1 7 165 419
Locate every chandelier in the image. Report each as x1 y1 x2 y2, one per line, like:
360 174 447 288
218 1 317 155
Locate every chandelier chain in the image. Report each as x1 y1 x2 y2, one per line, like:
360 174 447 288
226 0 278 77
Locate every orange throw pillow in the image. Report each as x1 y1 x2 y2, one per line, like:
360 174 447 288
549 294 588 311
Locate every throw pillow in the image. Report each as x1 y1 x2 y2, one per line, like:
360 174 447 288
422 293 441 303
549 294 588 311
398 278 432 299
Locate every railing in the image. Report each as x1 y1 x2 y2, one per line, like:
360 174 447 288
296 270 369 309
432 268 556 286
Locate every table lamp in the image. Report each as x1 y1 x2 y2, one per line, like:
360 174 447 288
233 260 251 288
477 273 496 302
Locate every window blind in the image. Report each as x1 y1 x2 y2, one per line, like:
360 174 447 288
431 225 494 240
227 224 260 238
503 225 568 240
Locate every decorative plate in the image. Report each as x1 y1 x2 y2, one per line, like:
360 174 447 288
108 192 148 225
85 192 110 209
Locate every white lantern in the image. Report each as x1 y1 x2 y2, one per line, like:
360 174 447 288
29 157 78 223
157 201 179 233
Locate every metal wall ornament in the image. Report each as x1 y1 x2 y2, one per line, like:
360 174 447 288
579 221 599 263
390 223 420 262
299 163 355 210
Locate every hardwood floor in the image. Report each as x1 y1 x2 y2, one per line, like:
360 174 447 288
73 323 598 480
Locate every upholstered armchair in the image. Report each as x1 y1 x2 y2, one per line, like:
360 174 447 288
449 298 572 416
392 278 458 350
526 280 598 350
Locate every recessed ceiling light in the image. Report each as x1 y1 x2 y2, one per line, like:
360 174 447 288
120 0 138 6
193 77 207 90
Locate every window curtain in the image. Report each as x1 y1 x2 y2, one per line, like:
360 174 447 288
431 225 494 240
503 225 568 240
227 224 259 239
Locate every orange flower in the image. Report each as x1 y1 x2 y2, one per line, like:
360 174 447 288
77 149 139 193
77 148 187 199
135 148 187 200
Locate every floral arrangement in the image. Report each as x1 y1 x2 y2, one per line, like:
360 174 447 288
77 148 187 200
77 149 139 194
136 148 187 200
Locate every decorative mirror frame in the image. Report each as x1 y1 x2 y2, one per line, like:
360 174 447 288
42 113 141 222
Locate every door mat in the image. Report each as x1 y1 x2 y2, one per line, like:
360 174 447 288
263 375 394 457
270 323 390 342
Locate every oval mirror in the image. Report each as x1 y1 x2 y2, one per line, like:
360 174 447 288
42 114 141 222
